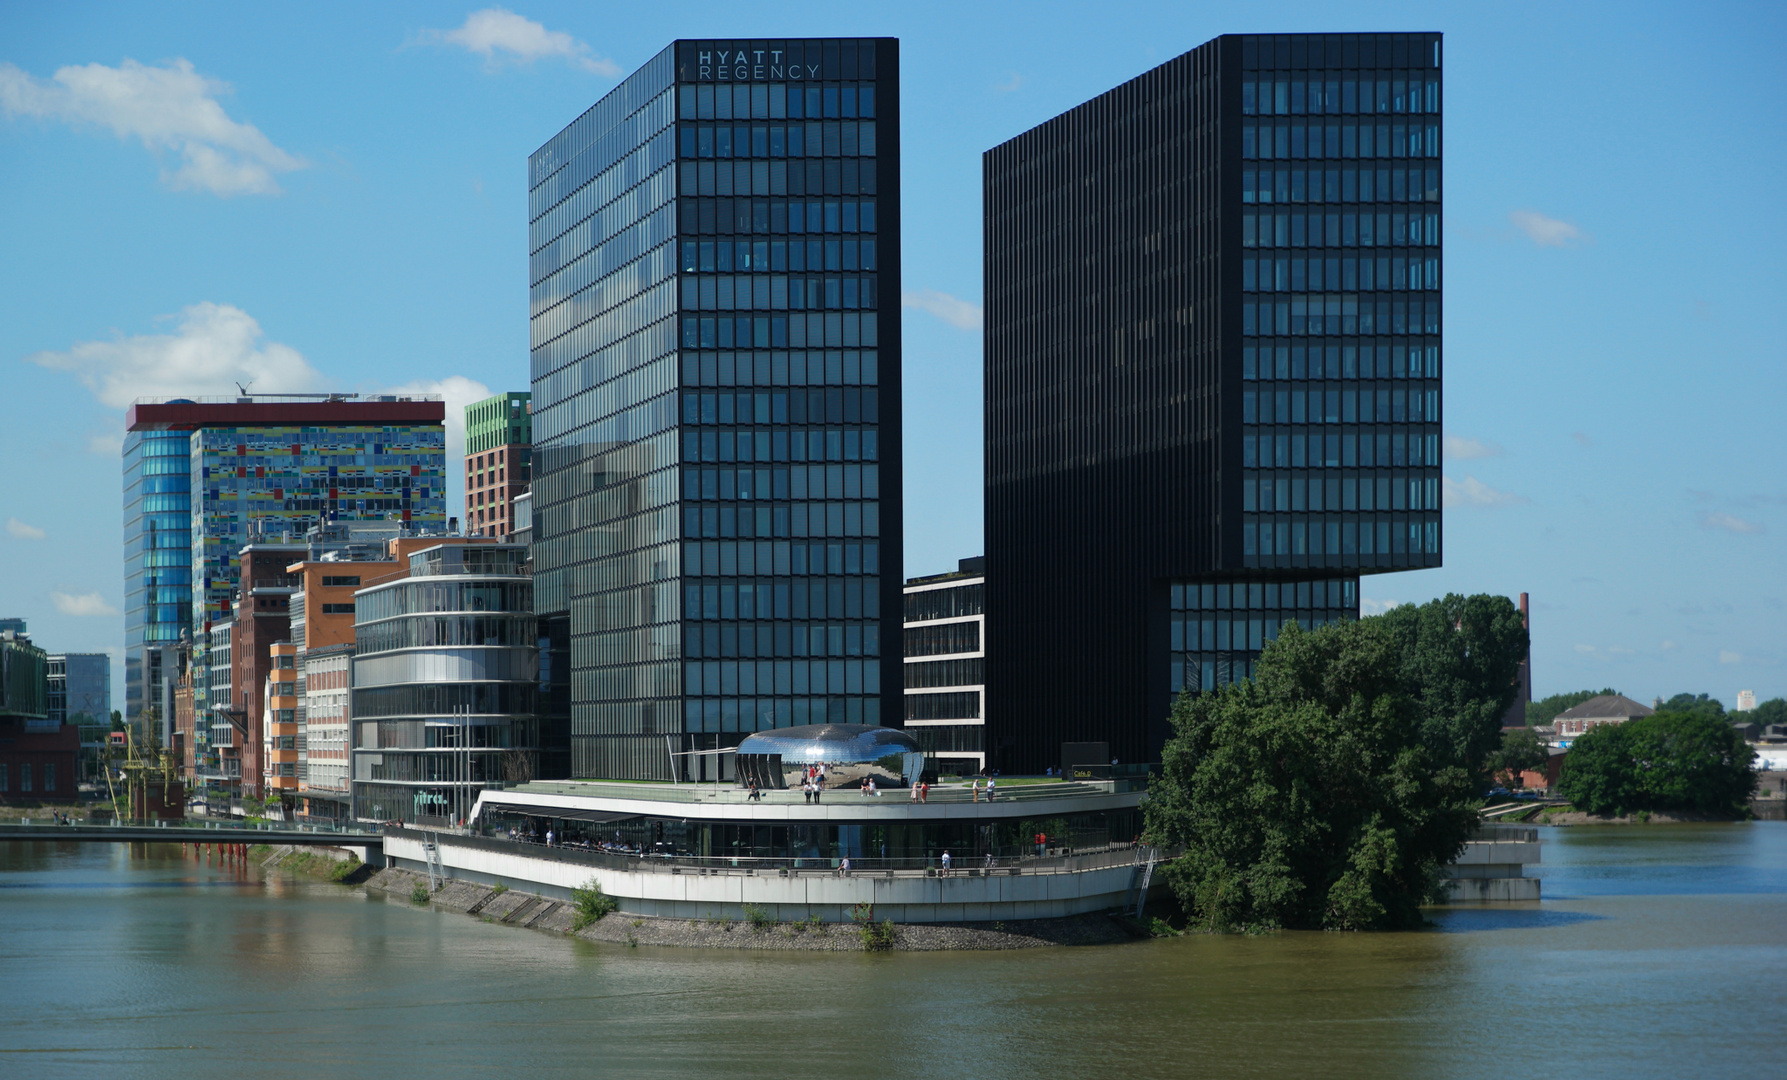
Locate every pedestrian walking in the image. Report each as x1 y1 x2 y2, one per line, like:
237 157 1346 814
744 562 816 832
986 778 997 802
545 828 554 848
940 850 951 876
920 781 929 803
910 781 920 802
972 779 981 803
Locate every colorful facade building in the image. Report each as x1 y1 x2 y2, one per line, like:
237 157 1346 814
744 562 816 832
465 391 532 538
123 395 447 730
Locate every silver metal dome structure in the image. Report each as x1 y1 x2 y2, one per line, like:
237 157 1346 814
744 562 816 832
734 724 924 789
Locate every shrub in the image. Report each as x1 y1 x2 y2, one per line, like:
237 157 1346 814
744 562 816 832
861 919 896 951
410 883 431 904
743 903 774 932
329 858 362 882
1557 712 1757 817
489 882 508 896
571 879 617 930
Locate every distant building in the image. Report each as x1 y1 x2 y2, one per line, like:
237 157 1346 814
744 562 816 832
465 391 532 538
47 652 110 778
123 394 448 731
1553 694 1655 739
902 558 986 775
1 628 75 804
1737 690 1756 712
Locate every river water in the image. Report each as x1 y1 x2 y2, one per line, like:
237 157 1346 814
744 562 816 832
3 824 1784 1079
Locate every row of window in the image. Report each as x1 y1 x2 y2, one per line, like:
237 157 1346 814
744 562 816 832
1247 342 1438 381
1173 655 1255 693
684 499 882 542
686 619 882 660
682 538 881 577
1242 120 1438 161
1246 255 1438 293
682 238 879 275
1243 75 1438 117
904 620 980 657
684 694 882 734
0 762 55 792
904 723 983 754
681 464 880 503
1243 516 1439 557
685 657 881 698
678 81 877 122
1244 471 1440 513
1245 386 1438 425
679 158 875 206
1171 611 1353 653
683 274 881 312
905 657 982 689
682 387 880 427
1172 577 1356 612
905 692 979 721
683 349 878 389
1245 168 1436 207
904 583 984 623
1246 211 1439 249
1244 297 1440 337
681 311 879 351
1243 430 1438 469
678 120 877 159
684 427 879 464
684 577 881 621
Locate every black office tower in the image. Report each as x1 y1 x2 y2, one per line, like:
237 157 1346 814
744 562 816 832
984 33 1441 770
529 40 903 779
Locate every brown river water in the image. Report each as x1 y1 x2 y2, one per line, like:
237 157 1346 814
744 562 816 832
3 823 1784 1079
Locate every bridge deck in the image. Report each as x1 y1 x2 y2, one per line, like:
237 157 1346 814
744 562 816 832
0 823 383 848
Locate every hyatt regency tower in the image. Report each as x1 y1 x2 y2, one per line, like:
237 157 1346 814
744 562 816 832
528 40 903 780
983 33 1443 769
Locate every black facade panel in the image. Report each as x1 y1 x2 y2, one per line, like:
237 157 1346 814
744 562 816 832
984 33 1441 772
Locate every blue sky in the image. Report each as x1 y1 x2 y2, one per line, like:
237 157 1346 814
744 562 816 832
2 1 1782 711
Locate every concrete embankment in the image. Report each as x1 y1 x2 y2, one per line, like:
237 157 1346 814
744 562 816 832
363 867 1138 951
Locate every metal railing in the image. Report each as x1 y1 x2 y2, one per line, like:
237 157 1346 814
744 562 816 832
400 826 1161 879
505 778 1147 806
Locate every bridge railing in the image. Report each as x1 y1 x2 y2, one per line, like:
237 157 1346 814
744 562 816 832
0 818 381 837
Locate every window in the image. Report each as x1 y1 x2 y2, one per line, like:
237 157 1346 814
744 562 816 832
43 763 54 792
322 576 361 587
0 763 7 791
323 603 355 615
20 763 31 792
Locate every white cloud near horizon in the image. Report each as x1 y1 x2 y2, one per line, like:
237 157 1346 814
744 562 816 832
1444 434 1502 460
1360 598 1401 616
7 518 46 540
421 8 621 76
1702 511 1763 535
0 58 303 195
25 302 323 412
1443 475 1527 508
903 289 983 331
1509 209 1586 247
1720 650 1743 665
51 591 118 617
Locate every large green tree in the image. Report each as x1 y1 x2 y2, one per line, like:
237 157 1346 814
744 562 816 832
1661 692 1726 719
1145 593 1528 932
1557 712 1757 816
1489 727 1549 784
1748 698 1787 727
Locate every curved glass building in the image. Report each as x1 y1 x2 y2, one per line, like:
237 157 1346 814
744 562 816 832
351 544 540 824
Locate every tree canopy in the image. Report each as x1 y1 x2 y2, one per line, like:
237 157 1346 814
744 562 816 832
1489 727 1549 783
1145 593 1528 932
1746 698 1787 727
1556 711 1756 817
1660 692 1726 719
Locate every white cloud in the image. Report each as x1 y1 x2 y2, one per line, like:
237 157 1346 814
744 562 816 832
422 8 621 76
1571 431 1594 449
994 73 1023 93
1702 512 1763 535
1443 475 1528 508
1660 640 1677 651
7 518 46 540
87 427 125 457
1360 598 1401 615
0 58 304 196
1443 434 1502 460
1720 650 1743 665
51 591 118 617
1509 210 1586 248
25 302 322 411
903 289 983 331
1574 644 1596 654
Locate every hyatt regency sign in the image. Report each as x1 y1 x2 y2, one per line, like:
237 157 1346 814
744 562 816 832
694 48 820 81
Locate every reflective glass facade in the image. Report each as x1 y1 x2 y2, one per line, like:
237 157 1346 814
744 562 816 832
983 33 1441 771
901 570 985 771
123 429 193 725
530 39 902 780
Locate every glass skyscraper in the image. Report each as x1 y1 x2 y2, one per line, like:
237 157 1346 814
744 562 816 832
983 32 1441 770
529 38 903 780
123 397 448 725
